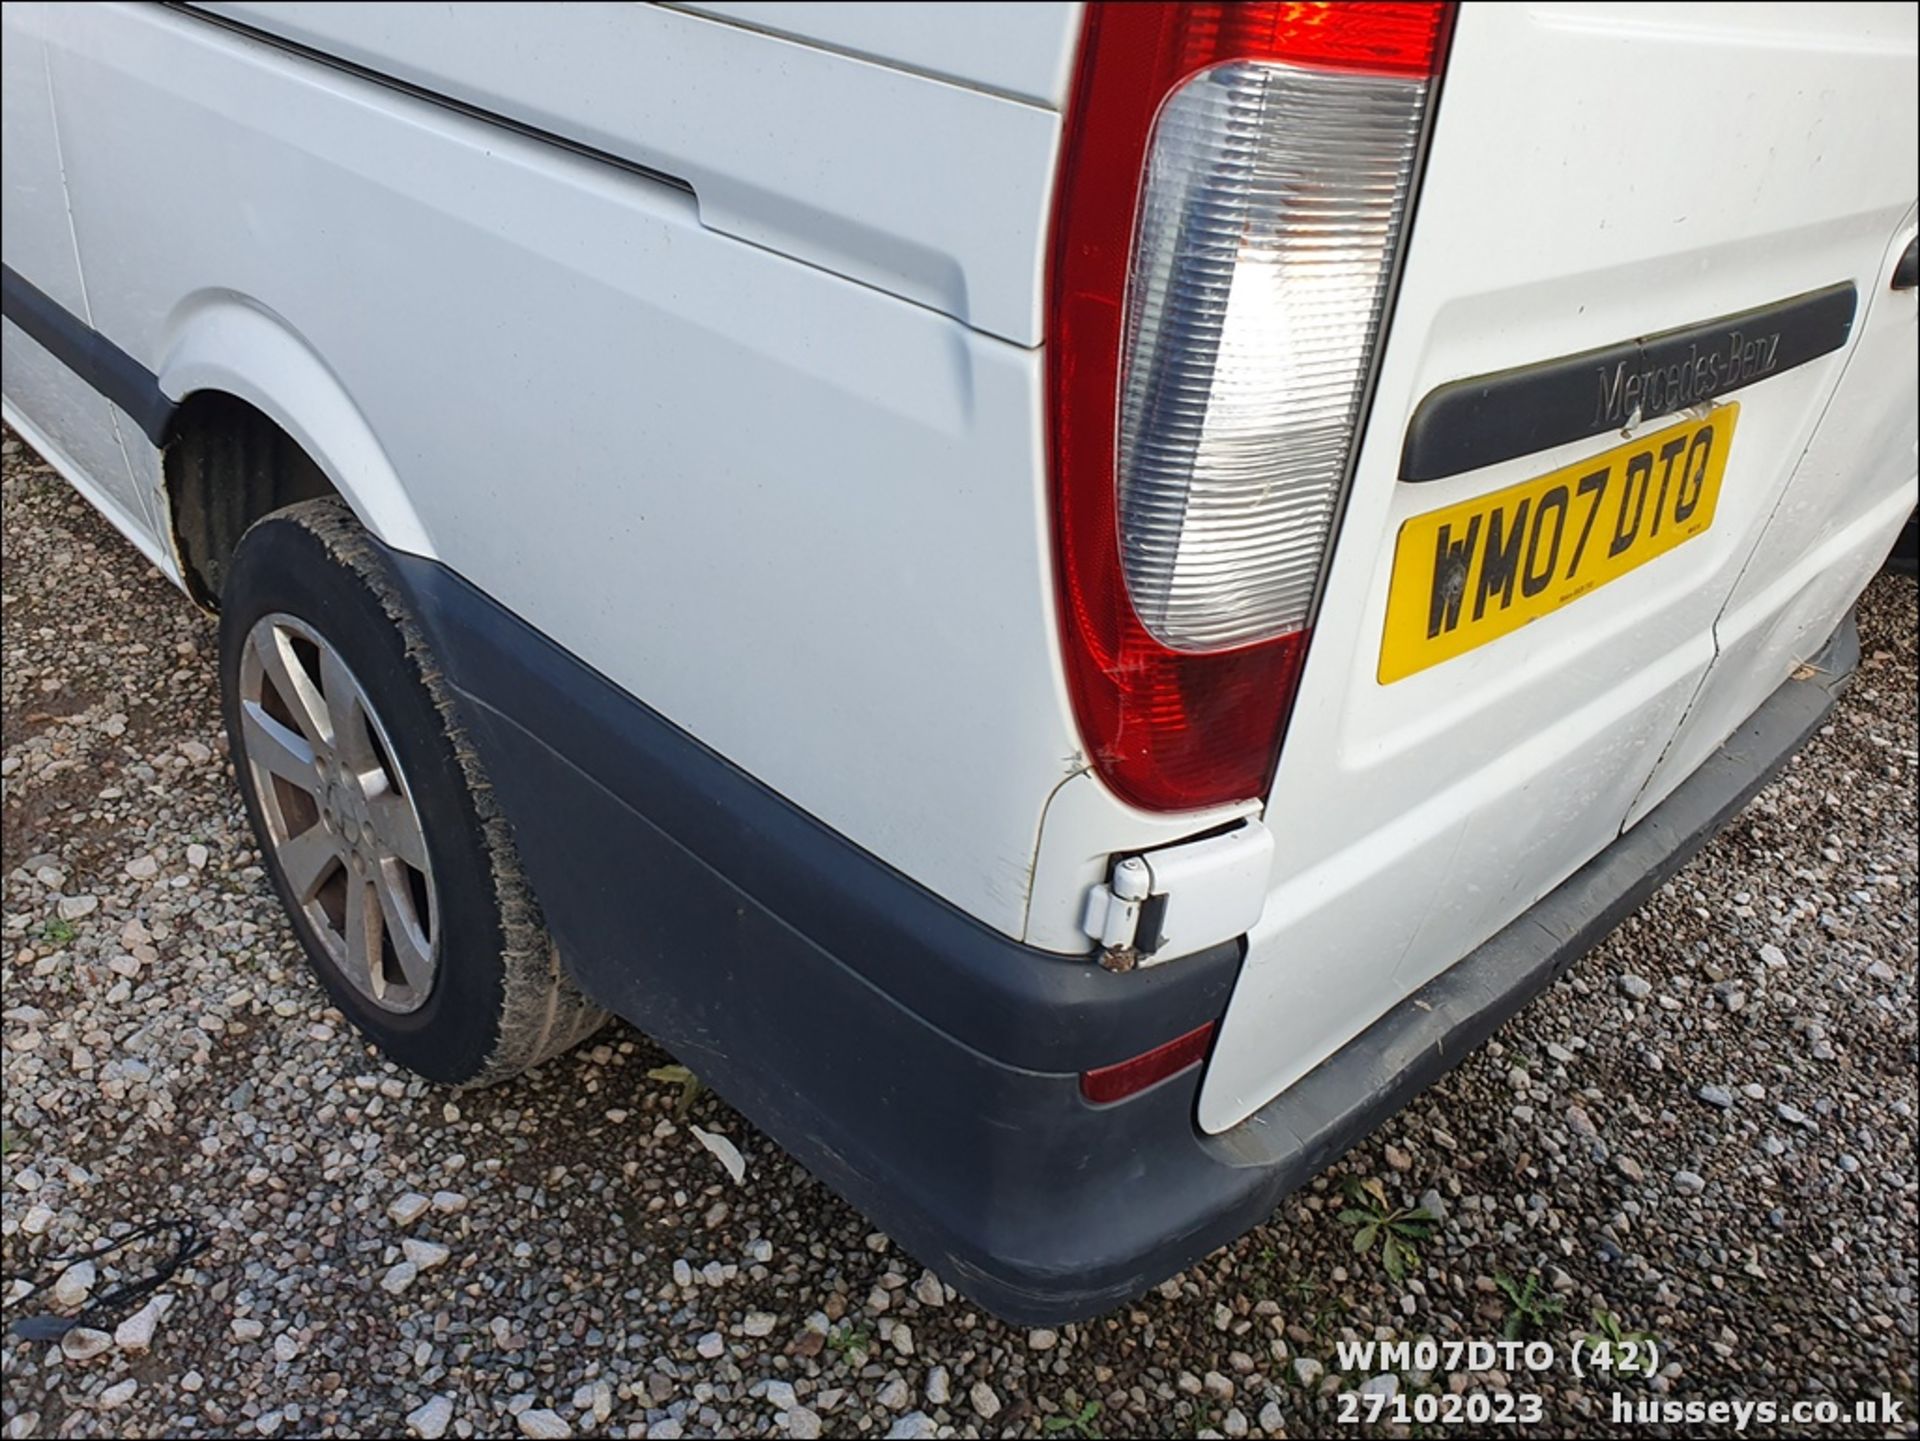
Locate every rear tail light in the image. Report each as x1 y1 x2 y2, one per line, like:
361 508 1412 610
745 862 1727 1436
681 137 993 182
1048 2 1450 812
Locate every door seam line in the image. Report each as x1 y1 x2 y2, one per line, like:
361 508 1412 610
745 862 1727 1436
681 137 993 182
1620 217 1915 832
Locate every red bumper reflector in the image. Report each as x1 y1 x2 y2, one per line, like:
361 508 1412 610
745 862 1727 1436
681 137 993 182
1079 1021 1217 1104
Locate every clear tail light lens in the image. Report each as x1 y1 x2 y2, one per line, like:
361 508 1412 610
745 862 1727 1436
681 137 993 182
1049 3 1450 811
1121 62 1433 650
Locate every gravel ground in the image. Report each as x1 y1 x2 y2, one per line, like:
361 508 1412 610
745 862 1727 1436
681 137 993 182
2 429 1915 1441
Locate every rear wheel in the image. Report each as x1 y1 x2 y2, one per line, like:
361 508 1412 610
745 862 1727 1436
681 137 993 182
218 498 604 1084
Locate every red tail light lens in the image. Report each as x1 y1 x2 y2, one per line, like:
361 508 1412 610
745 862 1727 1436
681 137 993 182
1047 2 1451 813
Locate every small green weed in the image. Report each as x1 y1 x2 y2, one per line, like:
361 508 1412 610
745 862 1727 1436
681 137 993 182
1284 1277 1349 1341
1041 1398 1103 1439
825 1324 871 1365
1585 1307 1659 1375
1338 1177 1435 1282
1495 1272 1565 1340
645 1064 705 1120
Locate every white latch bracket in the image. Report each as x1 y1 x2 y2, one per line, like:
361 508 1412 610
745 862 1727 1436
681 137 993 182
1081 854 1152 958
1079 822 1275 971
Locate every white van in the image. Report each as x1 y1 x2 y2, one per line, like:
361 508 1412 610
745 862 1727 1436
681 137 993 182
4 1 1915 1322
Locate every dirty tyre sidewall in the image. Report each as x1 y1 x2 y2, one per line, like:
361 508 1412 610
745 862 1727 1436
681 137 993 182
217 501 593 1084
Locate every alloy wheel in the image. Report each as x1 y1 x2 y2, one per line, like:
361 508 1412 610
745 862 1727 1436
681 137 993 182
236 613 438 1013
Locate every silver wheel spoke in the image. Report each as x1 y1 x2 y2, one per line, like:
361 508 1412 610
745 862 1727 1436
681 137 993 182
344 871 381 998
373 861 434 994
319 647 379 771
255 625 330 750
368 789 429 873
277 822 340 903
240 700 322 795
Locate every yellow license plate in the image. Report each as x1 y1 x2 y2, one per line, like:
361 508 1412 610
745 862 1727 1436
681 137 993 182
1379 404 1737 683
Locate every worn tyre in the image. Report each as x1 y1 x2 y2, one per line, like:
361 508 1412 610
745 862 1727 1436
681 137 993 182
217 498 604 1085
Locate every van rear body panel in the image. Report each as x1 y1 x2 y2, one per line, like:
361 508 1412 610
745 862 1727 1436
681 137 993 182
9 0 1088 940
1627 206 1919 826
194 0 1070 341
1200 1 1917 1130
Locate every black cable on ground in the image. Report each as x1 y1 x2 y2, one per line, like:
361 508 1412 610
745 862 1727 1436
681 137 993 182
4 1217 209 1342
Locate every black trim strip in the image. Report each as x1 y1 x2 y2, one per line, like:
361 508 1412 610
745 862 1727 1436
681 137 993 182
1 264 175 445
171 4 693 199
1401 282 1858 482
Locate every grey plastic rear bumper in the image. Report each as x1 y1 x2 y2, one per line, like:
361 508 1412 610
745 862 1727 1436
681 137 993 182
385 538 1858 1322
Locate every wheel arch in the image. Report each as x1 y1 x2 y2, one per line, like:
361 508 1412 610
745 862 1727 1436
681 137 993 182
154 293 436 602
